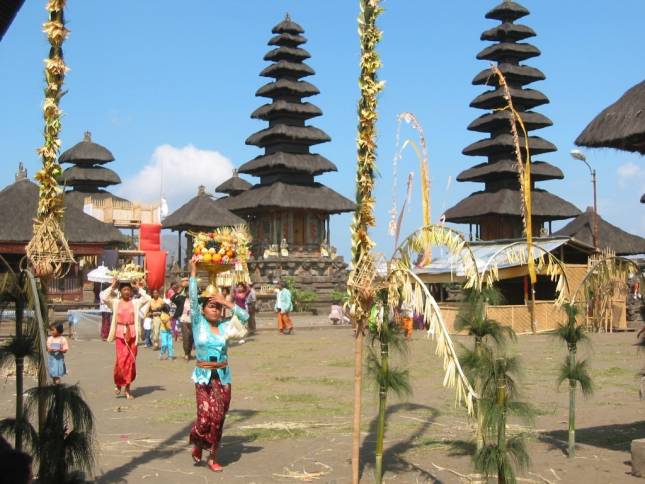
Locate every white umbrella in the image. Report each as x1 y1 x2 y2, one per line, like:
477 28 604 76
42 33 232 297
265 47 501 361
86 265 113 284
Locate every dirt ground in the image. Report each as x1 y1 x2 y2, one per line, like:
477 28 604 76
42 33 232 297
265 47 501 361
1 322 644 483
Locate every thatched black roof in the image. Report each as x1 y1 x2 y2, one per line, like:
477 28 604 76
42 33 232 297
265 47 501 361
485 1 529 22
445 189 580 223
215 170 252 195
256 79 319 99
0 0 24 42
238 152 337 177
477 42 540 63
162 186 244 232
0 177 124 245
260 61 315 79
268 32 306 47
554 207 645 255
641 193 645 203
470 87 548 110
272 14 304 34
252 101 321 121
60 165 121 187
246 125 330 148
575 80 645 155
481 22 535 42
468 111 552 133
447 0 576 236
473 63 545 86
457 160 563 182
59 132 115 165
463 134 556 157
216 182 355 214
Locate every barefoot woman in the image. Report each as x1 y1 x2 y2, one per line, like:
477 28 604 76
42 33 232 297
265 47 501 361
188 259 248 472
102 278 151 400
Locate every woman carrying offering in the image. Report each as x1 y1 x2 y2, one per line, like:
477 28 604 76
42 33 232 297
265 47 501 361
188 258 248 472
101 278 151 400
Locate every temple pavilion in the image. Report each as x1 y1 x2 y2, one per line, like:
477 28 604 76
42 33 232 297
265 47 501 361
444 0 579 240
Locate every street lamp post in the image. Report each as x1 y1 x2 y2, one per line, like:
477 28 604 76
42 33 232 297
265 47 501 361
570 149 599 251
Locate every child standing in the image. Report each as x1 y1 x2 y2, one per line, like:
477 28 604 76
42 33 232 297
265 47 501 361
143 316 153 348
47 323 68 384
159 304 174 360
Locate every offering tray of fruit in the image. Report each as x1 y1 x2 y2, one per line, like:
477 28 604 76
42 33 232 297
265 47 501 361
190 226 251 281
108 262 146 282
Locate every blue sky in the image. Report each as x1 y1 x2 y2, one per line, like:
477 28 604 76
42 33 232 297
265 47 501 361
2 1 644 260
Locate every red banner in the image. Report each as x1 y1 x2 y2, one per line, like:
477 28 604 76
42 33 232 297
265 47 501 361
145 250 167 290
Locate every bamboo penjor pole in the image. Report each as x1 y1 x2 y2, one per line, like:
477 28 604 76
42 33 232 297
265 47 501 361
350 1 384 482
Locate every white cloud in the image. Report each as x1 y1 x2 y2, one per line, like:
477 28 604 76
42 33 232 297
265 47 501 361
115 144 235 212
616 161 645 187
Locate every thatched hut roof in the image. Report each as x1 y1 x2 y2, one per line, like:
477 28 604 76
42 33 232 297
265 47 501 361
444 188 580 223
215 170 252 195
0 176 124 245
641 193 645 204
217 182 355 214
59 132 115 165
162 186 244 232
575 80 645 155
554 207 645 255
0 0 24 42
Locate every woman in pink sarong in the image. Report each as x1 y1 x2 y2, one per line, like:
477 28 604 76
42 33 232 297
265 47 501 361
101 279 150 400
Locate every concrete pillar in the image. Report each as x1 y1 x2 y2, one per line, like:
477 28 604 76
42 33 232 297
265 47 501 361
632 438 645 477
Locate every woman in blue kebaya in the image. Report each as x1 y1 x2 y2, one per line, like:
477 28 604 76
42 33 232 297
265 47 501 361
187 258 248 473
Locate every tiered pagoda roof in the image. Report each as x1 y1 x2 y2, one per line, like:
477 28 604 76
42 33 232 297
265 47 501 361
228 15 354 214
445 1 578 229
59 131 128 207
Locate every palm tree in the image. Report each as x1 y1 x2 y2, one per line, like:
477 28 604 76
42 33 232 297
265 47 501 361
351 1 384 482
475 354 532 484
366 298 411 483
554 303 593 458
0 271 40 452
25 384 95 483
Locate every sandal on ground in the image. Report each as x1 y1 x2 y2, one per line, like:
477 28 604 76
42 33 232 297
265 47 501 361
206 459 223 472
125 391 134 400
114 387 121 395
191 447 202 464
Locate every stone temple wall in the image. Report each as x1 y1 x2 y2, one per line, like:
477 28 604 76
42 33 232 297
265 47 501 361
247 255 349 313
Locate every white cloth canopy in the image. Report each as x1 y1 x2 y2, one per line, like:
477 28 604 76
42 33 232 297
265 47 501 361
86 265 112 283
